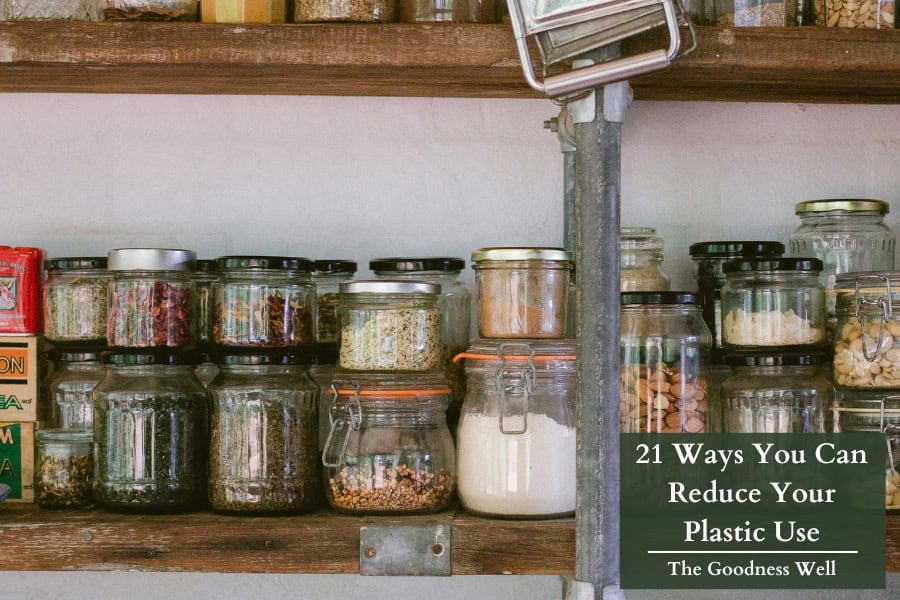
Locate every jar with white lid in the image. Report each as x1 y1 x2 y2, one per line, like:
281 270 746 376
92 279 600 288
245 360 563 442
456 339 575 519
43 257 110 346
312 260 357 346
621 227 670 292
47 351 104 430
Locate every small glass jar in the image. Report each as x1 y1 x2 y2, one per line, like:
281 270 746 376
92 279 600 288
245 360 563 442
689 241 785 361
621 228 670 292
212 256 316 349
43 257 110 346
107 248 196 349
456 339 575 518
398 0 494 21
293 0 395 21
2 0 102 19
103 0 198 20
34 429 93 508
47 351 105 430
208 354 319 514
201 0 284 21
312 260 357 346
472 247 573 339
720 354 832 433
721 258 826 348
825 0 894 27
337 280 442 371
321 374 455 515
92 352 208 512
620 292 712 433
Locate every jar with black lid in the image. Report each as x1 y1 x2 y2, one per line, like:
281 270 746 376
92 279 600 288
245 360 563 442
312 260 357 347
47 351 104 430
44 257 110 346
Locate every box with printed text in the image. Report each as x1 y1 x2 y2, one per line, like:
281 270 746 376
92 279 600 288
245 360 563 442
0 336 40 422
0 421 34 503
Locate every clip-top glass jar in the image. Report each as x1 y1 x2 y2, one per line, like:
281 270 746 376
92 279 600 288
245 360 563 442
620 292 712 433
44 257 110 346
472 247 573 339
456 339 575 518
208 353 320 514
92 352 208 512
107 248 196 349
621 227 670 292
321 374 455 515
312 260 357 346
47 351 104 430
34 429 93 508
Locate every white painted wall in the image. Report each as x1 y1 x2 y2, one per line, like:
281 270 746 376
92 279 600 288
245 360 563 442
1 94 899 599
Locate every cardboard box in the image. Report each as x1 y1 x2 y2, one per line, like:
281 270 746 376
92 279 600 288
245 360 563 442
0 421 34 503
0 336 40 422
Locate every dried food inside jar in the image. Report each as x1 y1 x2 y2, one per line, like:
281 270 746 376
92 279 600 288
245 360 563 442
34 430 94 509
619 361 708 433
339 307 442 370
293 0 396 21
317 292 341 343
104 0 199 19
108 279 194 347
327 460 455 514
213 287 313 348
45 277 108 343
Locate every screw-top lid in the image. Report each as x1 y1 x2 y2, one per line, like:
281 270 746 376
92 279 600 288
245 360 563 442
35 429 93 443
52 351 102 363
108 249 196 272
103 351 201 366
46 257 107 271
621 227 663 252
471 247 573 263
722 258 823 274
314 260 358 275
216 255 314 272
370 257 465 272
339 280 440 295
621 292 701 306
689 241 785 258
214 352 312 366
795 199 889 215
195 259 217 273
724 353 828 367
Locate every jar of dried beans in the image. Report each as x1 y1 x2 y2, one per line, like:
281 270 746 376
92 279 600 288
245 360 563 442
47 351 105 430
43 257 110 346
337 280 442 371
107 248 196 349
620 292 712 433
321 374 455 515
212 256 316 349
621 228 671 292
312 260 357 346
34 429 94 508
472 247 573 339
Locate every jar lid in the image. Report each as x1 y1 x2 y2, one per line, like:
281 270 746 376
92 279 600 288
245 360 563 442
195 259 217 273
103 351 201 366
314 260 358 275
214 352 312 366
46 257 108 271
688 241 785 258
621 292 701 306
454 339 576 363
339 280 440 295
724 353 828 367
52 351 102 363
216 255 314 272
108 248 196 272
35 428 93 443
331 372 451 397
370 257 465 272
621 227 663 251
471 247 573 263
722 258 823 274
795 199 889 215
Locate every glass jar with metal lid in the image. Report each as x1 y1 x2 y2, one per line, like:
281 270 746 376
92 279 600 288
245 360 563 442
312 260 357 346
620 292 712 433
621 227 670 292
34 429 93 508
472 247 573 339
337 280 442 371
720 353 832 433
321 373 455 515
43 257 110 346
720 258 826 348
47 351 105 430
455 339 575 518
107 248 196 349
212 256 316 349
92 351 207 512
207 353 320 514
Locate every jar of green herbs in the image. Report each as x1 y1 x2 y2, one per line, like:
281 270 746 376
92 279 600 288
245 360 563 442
43 257 110 346
35 429 94 508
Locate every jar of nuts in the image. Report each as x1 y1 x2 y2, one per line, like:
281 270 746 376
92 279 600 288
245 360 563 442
620 292 712 433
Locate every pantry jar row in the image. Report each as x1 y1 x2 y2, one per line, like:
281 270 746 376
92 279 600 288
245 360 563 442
684 0 895 27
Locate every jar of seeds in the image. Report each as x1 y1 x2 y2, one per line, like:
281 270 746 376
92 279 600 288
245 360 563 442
34 429 93 508
43 257 110 346
47 351 105 430
312 260 357 346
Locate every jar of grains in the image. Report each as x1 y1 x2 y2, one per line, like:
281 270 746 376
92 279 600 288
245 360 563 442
620 292 712 433
472 247 573 338
720 258 826 349
293 0 395 21
337 280 442 371
312 260 357 346
107 248 196 349
620 228 671 292
43 257 110 346
47 351 105 430
208 353 320 514
212 256 316 349
34 429 93 508
321 373 455 515
455 339 576 518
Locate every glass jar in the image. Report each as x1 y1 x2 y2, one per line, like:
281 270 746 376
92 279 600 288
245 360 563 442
337 280 442 371
193 259 217 348
34 429 93 508
721 258 826 348
208 354 319 514
47 351 105 430
472 247 573 339
620 292 712 433
720 354 832 433
321 374 455 515
212 256 316 349
825 0 894 27
43 257 110 346
92 352 208 512
621 227 670 292
201 0 284 21
456 339 575 518
312 260 357 346
107 248 196 349
2 0 102 19
310 360 337 451
398 0 494 21
689 241 785 362
103 0 198 19
293 0 395 21
712 0 822 25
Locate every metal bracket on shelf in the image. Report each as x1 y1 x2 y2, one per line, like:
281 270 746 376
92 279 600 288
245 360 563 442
359 522 451 576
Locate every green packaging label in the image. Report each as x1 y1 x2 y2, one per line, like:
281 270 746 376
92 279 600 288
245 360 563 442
0 423 22 499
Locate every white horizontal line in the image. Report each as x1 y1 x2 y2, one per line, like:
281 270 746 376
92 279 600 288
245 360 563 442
647 551 858 555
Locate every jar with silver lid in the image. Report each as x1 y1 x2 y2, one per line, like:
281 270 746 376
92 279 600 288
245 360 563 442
43 257 110 346
621 227 670 292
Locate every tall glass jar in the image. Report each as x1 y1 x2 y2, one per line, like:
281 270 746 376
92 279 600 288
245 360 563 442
212 256 316 349
43 257 110 346
107 248 196 349
312 260 357 346
34 429 93 508
47 351 105 430
321 374 455 515
92 352 208 512
472 247 573 338
208 354 320 514
456 339 575 518
620 292 712 433
721 258 826 348
621 228 670 292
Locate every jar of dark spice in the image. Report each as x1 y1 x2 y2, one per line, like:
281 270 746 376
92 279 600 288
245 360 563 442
208 353 320 514
312 260 357 346
34 429 93 508
398 0 495 21
43 257 110 346
212 256 316 349
107 248 196 349
92 352 208 512
47 351 105 430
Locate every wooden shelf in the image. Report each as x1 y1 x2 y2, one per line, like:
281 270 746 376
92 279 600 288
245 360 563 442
0 22 898 102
